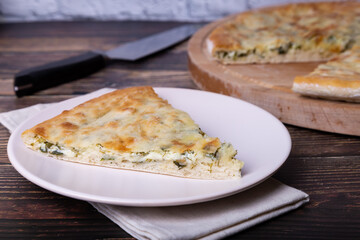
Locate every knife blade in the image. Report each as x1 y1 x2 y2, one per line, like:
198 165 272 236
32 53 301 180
14 24 202 97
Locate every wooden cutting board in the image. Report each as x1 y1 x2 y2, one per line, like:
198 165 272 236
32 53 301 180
188 16 360 136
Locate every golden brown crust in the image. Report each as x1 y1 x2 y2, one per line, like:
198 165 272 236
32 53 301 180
205 1 360 102
21 86 244 179
293 76 360 89
22 86 157 143
21 85 226 156
207 1 360 64
292 46 360 102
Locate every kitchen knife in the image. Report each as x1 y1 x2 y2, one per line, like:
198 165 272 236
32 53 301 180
14 24 202 97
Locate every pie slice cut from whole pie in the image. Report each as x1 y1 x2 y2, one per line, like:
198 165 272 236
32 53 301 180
21 86 244 179
292 46 360 103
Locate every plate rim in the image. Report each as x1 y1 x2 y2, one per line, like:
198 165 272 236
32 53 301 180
7 87 291 206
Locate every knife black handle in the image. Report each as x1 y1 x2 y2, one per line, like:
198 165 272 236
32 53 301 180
14 51 108 97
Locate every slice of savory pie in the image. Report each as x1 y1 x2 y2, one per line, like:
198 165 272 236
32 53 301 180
207 2 360 64
292 46 360 103
21 86 244 179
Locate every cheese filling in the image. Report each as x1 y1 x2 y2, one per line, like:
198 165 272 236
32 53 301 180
214 38 354 62
21 87 244 179
208 2 360 64
32 136 239 171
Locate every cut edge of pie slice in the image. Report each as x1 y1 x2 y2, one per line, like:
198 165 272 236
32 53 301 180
206 37 333 65
292 47 360 103
21 86 244 179
206 2 359 64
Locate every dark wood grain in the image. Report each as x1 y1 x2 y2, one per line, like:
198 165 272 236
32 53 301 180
188 18 360 136
0 21 359 240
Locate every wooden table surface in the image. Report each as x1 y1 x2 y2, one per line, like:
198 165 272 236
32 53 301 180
0 21 359 239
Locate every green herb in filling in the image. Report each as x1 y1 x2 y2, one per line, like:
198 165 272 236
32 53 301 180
237 52 249 57
231 150 238 159
205 147 220 160
45 142 53 148
39 145 48 153
182 150 194 155
101 155 115 161
198 128 206 137
160 146 171 152
276 42 293 54
206 152 216 159
343 39 355 52
50 150 63 155
39 141 61 154
173 160 187 169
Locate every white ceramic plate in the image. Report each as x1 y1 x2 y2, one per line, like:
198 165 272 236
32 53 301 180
8 88 291 206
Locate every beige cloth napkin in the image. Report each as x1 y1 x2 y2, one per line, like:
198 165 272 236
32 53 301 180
0 89 309 240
